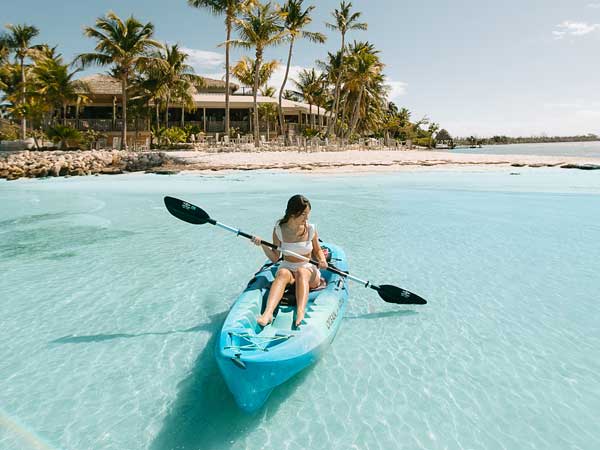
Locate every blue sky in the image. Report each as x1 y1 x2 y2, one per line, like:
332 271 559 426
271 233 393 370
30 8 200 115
3 0 600 137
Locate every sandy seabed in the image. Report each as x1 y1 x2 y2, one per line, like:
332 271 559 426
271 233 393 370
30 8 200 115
164 149 600 174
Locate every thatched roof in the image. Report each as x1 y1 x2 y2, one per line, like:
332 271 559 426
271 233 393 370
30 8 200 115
75 74 238 96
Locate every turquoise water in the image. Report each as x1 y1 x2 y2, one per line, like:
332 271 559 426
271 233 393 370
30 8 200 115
452 140 600 158
1 169 599 450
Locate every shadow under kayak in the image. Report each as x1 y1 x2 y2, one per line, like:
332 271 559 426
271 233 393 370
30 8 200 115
215 242 349 413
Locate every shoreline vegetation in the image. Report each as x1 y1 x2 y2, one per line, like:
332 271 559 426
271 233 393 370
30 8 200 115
454 134 600 147
2 147 599 180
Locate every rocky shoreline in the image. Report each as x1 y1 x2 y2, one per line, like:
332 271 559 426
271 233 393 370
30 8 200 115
0 150 170 180
1 149 600 180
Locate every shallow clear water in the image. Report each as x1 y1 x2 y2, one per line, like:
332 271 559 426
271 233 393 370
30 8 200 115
1 169 599 450
451 140 600 158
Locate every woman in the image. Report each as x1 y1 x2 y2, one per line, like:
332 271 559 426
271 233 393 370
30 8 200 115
252 194 328 328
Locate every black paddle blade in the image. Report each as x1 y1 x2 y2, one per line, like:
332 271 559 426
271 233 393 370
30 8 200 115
376 284 427 305
164 196 212 225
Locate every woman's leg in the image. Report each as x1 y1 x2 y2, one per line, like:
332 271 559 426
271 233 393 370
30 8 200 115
257 268 294 326
308 266 323 289
294 267 312 327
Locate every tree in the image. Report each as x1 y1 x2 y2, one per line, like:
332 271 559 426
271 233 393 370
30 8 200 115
231 56 278 91
231 2 286 146
343 41 383 137
31 51 88 125
277 0 325 138
188 0 255 136
147 43 204 128
292 68 323 127
75 12 163 150
325 1 367 136
4 23 40 138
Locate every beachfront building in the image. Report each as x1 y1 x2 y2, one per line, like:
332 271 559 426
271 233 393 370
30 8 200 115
65 74 329 147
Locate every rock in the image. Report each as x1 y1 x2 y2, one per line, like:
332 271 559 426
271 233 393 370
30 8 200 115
561 163 600 170
147 169 180 175
100 167 123 175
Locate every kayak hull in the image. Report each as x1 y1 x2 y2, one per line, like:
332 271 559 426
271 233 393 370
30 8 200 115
215 243 349 413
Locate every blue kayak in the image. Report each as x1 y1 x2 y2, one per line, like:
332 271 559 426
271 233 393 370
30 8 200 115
215 242 349 413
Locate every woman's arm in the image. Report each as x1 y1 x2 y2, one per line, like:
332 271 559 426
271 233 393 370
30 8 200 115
252 228 281 262
312 230 327 269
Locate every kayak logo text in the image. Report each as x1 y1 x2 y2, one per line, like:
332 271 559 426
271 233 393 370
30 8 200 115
326 297 343 329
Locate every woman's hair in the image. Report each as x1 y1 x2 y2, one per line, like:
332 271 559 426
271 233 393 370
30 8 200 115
279 194 311 225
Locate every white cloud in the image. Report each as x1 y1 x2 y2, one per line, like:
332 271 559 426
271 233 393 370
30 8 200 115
587 3 600 8
386 80 408 101
553 21 600 39
182 48 225 71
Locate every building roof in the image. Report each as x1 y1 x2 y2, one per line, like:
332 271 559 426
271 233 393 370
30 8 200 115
74 74 239 95
74 74 329 116
192 93 330 116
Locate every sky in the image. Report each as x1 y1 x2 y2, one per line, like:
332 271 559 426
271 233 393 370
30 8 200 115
3 0 600 137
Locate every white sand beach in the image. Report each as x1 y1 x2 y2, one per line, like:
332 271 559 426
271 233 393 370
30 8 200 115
166 149 600 173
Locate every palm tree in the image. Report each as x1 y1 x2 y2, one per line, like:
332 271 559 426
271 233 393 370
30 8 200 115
231 2 286 146
325 1 366 136
343 41 383 137
292 68 322 127
75 12 163 150
231 56 278 91
188 0 255 136
31 52 88 125
4 24 40 138
277 0 325 137
147 44 204 128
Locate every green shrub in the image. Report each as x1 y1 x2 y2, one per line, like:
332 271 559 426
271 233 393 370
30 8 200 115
163 127 187 144
46 125 82 149
0 121 19 141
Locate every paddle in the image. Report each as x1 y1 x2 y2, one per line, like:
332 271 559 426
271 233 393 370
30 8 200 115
164 196 427 305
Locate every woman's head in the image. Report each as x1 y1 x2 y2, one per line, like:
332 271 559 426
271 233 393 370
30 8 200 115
280 194 311 224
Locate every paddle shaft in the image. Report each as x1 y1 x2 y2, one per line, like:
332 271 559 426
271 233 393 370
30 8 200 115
210 218 377 288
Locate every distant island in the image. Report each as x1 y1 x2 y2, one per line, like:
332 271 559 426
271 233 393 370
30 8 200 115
453 134 598 147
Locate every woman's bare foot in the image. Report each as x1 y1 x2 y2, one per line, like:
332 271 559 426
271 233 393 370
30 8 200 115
294 309 305 328
257 314 273 327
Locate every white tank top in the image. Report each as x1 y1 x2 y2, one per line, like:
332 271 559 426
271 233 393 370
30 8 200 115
275 222 315 255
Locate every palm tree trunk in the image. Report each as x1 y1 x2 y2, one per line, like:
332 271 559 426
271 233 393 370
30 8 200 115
165 95 170 129
20 57 26 139
278 37 295 143
348 87 363 138
225 15 232 137
253 51 262 147
62 103 67 126
327 33 345 137
121 74 128 150
155 102 160 129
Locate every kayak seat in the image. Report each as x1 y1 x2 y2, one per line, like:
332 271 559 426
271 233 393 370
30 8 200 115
279 278 327 306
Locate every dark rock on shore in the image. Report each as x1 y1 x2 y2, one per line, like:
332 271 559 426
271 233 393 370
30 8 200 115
560 163 600 170
0 150 171 180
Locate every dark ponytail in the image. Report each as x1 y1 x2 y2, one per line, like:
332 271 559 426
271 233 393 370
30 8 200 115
279 194 311 225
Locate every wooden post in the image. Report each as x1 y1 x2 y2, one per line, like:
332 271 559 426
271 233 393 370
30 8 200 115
112 96 116 130
75 98 80 128
203 107 207 132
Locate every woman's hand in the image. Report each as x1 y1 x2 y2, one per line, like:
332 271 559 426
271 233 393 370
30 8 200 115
251 236 262 246
318 259 328 269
